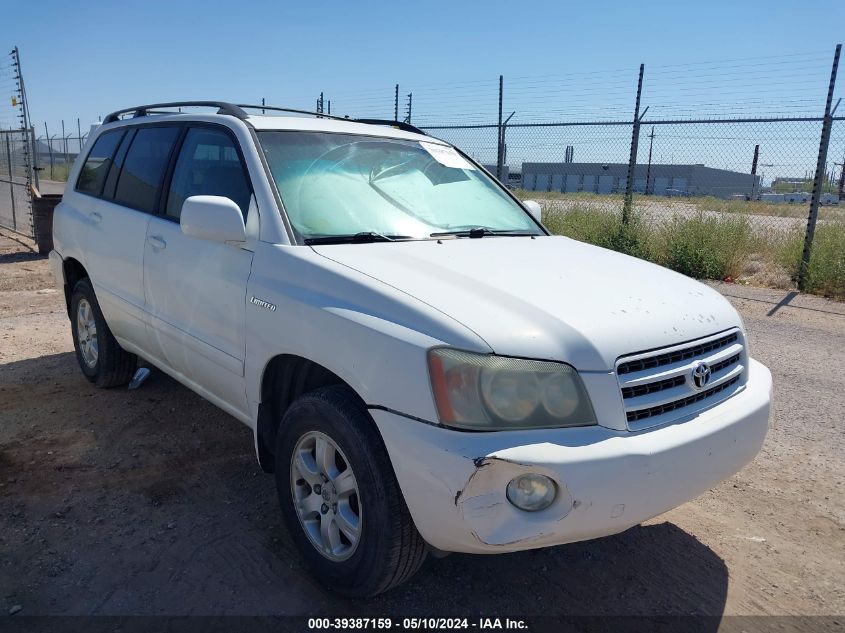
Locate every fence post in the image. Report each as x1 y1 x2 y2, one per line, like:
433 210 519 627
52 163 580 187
498 111 515 184
496 75 504 182
622 64 645 224
61 120 66 167
799 44 841 291
30 126 39 191
4 134 17 231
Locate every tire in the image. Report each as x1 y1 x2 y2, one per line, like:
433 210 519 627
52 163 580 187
275 385 427 596
70 278 137 388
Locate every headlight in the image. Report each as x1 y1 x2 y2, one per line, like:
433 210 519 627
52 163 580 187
428 348 596 430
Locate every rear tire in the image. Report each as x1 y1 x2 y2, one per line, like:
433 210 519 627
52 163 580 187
70 278 137 388
275 385 427 596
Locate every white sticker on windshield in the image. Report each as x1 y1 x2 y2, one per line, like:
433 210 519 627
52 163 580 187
420 141 475 170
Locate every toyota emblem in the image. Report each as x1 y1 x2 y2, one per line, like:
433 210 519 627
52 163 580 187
690 362 712 390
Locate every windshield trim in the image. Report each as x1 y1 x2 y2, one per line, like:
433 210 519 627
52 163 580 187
254 129 549 245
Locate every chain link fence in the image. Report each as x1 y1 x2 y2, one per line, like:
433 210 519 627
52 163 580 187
425 117 844 297
418 47 844 298
0 47 36 237
0 128 35 235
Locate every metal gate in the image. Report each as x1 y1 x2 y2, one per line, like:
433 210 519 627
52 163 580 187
0 127 35 237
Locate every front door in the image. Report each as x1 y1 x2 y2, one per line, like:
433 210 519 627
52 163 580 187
143 126 254 415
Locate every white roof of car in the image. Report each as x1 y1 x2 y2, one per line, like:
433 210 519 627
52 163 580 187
98 110 440 145
245 115 434 143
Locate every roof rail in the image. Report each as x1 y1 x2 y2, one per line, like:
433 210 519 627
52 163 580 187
102 101 428 137
353 119 428 136
102 101 248 124
237 104 350 122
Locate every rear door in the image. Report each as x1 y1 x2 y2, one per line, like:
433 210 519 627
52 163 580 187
81 124 181 352
142 125 254 415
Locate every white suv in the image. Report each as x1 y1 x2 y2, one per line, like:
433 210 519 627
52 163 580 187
50 101 772 596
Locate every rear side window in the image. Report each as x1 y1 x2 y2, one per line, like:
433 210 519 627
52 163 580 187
165 127 251 220
114 126 180 213
75 130 124 195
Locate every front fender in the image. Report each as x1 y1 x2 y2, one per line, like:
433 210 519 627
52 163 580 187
244 243 491 426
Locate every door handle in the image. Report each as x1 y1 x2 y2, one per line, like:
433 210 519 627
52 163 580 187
147 235 167 250
89 211 102 223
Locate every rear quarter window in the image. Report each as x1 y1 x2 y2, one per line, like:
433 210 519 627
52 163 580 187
75 130 124 195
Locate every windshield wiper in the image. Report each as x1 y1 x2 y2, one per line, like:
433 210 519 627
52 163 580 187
429 227 538 239
304 232 413 245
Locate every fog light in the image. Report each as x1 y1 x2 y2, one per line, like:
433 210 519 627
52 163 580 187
506 473 557 512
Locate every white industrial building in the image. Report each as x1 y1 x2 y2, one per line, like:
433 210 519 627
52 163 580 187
520 162 760 199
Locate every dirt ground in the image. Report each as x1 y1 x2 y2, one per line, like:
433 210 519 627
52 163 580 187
1 229 843 619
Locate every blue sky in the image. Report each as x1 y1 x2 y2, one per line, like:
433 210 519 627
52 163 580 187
2 0 844 178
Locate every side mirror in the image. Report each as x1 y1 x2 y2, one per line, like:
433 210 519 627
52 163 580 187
523 200 543 223
180 195 246 244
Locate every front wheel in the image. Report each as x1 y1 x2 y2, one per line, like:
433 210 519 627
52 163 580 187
70 278 137 388
275 385 427 596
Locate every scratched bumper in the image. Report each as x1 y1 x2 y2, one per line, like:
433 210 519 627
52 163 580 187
372 358 771 554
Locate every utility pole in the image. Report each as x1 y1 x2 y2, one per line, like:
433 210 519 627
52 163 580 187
394 84 399 122
836 153 845 199
645 126 656 195
404 93 412 124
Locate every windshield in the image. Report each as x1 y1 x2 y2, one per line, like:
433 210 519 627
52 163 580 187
257 131 541 242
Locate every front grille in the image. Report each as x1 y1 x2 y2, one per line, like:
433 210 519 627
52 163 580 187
617 332 738 375
621 375 685 399
616 329 746 430
626 376 741 423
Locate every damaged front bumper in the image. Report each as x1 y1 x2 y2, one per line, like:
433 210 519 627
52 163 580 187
371 358 772 554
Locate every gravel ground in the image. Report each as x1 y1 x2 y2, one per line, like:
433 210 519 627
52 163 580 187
0 229 843 618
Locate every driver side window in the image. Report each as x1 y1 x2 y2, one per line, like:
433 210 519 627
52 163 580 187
165 127 251 220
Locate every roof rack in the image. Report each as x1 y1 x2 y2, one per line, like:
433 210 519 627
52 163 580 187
353 119 428 136
237 103 350 122
103 101 247 124
102 101 428 136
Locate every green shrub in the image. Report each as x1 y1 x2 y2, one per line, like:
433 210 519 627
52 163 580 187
778 223 845 299
540 199 844 299
654 213 753 280
38 163 71 182
543 207 650 259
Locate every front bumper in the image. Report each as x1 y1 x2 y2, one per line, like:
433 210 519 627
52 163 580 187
372 358 771 554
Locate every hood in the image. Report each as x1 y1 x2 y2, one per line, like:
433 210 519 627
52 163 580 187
312 235 742 371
